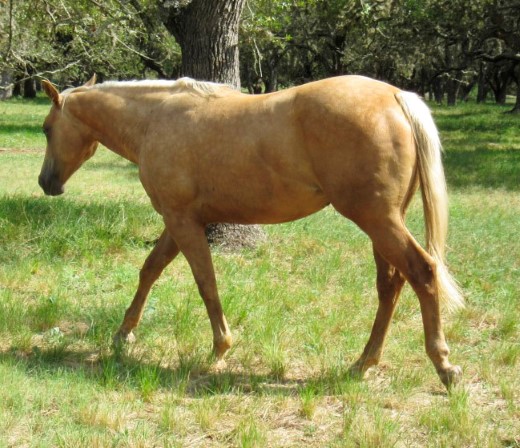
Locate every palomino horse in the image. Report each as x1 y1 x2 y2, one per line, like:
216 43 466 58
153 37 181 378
39 74 463 387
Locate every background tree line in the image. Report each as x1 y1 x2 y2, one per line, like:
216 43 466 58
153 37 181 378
1 0 519 111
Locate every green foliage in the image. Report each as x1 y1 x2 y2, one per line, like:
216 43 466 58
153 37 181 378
0 0 180 86
240 0 519 108
1 0 518 108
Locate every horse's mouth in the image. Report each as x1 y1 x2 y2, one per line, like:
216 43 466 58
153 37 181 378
38 175 64 196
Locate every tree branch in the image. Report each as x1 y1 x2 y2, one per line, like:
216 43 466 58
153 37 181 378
476 49 520 63
0 60 81 92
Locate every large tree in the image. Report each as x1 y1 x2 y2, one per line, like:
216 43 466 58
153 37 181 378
159 0 246 87
155 0 265 248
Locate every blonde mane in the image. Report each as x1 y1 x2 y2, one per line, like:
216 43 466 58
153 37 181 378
90 77 233 97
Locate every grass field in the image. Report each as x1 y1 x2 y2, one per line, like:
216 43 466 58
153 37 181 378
0 96 519 447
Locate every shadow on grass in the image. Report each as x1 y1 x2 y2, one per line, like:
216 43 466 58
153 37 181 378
0 195 158 263
444 149 520 191
0 123 44 136
3 96 51 107
0 337 364 398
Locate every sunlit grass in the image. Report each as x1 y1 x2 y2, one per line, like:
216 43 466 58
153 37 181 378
0 95 49 149
0 97 519 446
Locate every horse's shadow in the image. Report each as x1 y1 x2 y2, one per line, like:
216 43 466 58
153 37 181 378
0 338 348 398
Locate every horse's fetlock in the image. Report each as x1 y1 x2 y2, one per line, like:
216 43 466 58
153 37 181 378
426 340 450 362
213 334 233 359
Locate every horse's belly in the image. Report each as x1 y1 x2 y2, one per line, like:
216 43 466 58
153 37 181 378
201 181 329 225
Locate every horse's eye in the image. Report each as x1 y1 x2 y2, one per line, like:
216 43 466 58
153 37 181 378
42 126 51 136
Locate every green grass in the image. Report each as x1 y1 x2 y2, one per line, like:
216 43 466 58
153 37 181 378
0 96 519 446
0 96 50 149
433 102 520 190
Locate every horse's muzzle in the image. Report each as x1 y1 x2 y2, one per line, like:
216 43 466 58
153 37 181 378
38 174 64 196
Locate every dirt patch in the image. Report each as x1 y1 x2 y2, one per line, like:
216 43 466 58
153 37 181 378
206 223 267 251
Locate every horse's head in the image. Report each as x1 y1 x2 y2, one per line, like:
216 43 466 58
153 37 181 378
38 75 99 196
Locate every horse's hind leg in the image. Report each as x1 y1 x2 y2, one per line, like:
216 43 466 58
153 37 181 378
349 247 405 377
114 228 180 344
163 214 232 363
364 218 461 387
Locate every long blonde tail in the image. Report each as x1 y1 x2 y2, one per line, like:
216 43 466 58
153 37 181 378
395 92 464 312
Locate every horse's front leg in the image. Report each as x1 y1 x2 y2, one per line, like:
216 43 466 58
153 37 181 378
114 228 180 345
164 214 232 363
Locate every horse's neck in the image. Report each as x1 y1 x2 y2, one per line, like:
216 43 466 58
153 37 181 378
69 89 150 164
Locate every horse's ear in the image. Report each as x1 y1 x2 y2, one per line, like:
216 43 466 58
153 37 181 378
41 80 61 108
84 74 97 87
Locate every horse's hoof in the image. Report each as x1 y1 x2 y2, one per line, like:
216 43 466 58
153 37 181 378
347 365 363 379
113 330 136 347
211 358 228 373
213 334 233 359
347 362 367 380
438 365 463 389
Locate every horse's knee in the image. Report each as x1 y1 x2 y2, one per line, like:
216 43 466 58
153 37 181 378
139 263 153 281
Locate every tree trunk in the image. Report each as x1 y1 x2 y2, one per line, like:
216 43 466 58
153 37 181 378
509 83 520 113
459 79 476 102
494 84 508 104
477 64 488 103
23 78 37 98
446 78 459 106
159 0 266 249
490 67 510 105
508 64 520 114
1 72 13 100
160 0 245 87
12 80 21 97
264 61 278 93
432 76 444 104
